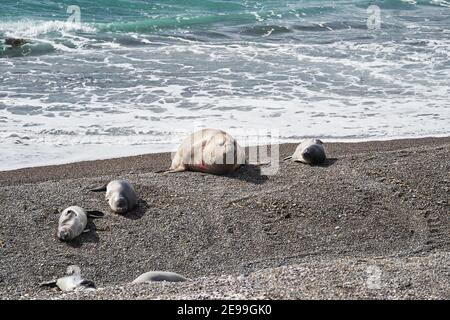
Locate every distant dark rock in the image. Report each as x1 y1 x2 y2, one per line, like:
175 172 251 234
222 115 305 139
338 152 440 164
5 38 29 48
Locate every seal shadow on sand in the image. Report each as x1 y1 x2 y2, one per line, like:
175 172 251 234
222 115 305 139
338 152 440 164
284 157 338 168
226 164 269 185
64 218 101 248
121 199 149 220
312 157 338 167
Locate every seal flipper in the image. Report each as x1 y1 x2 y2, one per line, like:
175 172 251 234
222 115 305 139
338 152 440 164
89 185 107 192
39 279 58 288
163 166 186 174
86 210 104 219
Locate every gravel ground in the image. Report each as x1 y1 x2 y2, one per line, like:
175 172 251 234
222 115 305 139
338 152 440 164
0 137 449 299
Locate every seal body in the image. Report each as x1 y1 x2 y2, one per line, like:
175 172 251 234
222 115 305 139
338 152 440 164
56 266 95 292
166 128 246 175
132 271 187 284
286 139 326 165
105 180 137 214
56 274 90 292
41 265 95 292
57 206 88 241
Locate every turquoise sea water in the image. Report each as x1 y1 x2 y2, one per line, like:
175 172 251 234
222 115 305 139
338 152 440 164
0 1 449 169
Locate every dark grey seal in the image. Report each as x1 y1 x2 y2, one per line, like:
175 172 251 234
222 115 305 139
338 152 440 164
90 180 138 214
284 139 326 165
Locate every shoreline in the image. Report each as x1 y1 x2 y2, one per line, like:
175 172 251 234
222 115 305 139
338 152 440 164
2 134 450 173
0 136 449 299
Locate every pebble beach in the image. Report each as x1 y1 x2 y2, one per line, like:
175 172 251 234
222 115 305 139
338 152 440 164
0 137 449 299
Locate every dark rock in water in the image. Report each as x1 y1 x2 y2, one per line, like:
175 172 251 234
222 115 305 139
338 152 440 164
5 38 29 48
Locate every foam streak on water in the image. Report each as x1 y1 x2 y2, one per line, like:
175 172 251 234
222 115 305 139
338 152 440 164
0 0 449 170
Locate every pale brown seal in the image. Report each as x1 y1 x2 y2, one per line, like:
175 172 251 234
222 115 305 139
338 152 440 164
165 128 246 175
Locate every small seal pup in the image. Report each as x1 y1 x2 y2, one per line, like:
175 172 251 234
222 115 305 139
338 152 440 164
132 271 187 284
40 265 95 292
284 139 326 165
57 206 88 241
90 180 137 214
164 128 246 175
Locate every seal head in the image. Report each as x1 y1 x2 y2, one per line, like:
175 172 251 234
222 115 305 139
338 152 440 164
285 139 326 165
109 194 129 214
57 227 72 241
301 142 326 164
105 180 138 214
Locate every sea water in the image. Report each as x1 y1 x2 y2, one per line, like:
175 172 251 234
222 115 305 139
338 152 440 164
0 0 449 170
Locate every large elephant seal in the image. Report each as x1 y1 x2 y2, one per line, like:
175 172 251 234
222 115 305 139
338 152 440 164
90 180 137 214
284 139 326 165
165 128 246 175
57 206 88 241
132 271 187 284
40 265 95 292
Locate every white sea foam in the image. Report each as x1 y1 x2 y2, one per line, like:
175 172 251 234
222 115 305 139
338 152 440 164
0 19 95 38
1 17 449 170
